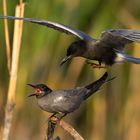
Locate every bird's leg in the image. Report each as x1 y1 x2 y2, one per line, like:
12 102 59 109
58 113 67 121
48 113 58 125
86 60 106 69
94 61 106 69
86 60 100 67
48 113 57 121
48 113 57 123
92 65 106 69
51 113 67 124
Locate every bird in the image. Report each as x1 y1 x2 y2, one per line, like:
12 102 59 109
1 16 140 68
27 72 113 121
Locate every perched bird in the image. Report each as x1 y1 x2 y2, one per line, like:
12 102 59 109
1 16 140 68
27 72 113 120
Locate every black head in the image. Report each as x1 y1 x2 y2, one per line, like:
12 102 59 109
27 84 52 97
60 40 87 65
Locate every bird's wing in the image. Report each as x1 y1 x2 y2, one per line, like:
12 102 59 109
60 88 86 98
0 15 93 41
98 29 140 50
50 90 85 113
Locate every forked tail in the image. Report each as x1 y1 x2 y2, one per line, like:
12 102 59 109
115 49 140 64
84 72 115 100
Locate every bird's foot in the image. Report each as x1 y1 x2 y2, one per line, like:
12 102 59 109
48 113 58 124
49 116 61 125
86 61 106 69
51 117 59 124
48 113 67 124
92 64 106 69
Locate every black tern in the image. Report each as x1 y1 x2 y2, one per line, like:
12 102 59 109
27 72 113 120
1 16 140 68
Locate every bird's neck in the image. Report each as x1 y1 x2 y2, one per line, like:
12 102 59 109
36 90 52 98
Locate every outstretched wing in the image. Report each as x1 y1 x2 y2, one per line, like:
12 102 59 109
0 15 93 41
98 29 140 50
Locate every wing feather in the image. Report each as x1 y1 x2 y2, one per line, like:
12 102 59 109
99 29 140 50
0 15 93 41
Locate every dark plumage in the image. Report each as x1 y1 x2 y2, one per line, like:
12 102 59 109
27 72 113 119
1 16 140 67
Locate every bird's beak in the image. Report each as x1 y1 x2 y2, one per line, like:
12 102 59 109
28 93 36 97
27 84 36 88
60 55 72 66
27 84 36 97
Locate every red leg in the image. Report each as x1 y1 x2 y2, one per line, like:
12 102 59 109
92 64 106 69
86 61 106 69
48 113 67 123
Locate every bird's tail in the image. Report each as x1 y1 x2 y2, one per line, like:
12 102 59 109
115 49 140 64
84 72 115 100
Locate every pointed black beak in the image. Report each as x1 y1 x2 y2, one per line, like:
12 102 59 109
27 84 36 97
60 55 72 66
28 93 36 97
27 84 36 88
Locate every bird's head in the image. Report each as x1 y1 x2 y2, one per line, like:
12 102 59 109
60 40 87 65
27 84 52 97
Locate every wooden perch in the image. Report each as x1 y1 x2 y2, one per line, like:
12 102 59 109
58 119 84 140
46 117 84 140
46 120 57 140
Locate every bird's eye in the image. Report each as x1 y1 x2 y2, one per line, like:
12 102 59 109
35 88 41 93
67 46 77 56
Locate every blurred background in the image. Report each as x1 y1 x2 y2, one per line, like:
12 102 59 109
0 0 140 140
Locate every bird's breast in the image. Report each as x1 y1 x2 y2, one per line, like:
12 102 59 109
37 95 57 113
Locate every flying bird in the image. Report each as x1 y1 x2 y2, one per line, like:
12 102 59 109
1 16 140 68
27 72 113 120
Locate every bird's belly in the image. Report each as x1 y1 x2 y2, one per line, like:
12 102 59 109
38 103 56 113
92 46 117 65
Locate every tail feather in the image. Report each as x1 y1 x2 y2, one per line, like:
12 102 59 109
115 49 140 64
84 72 115 100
